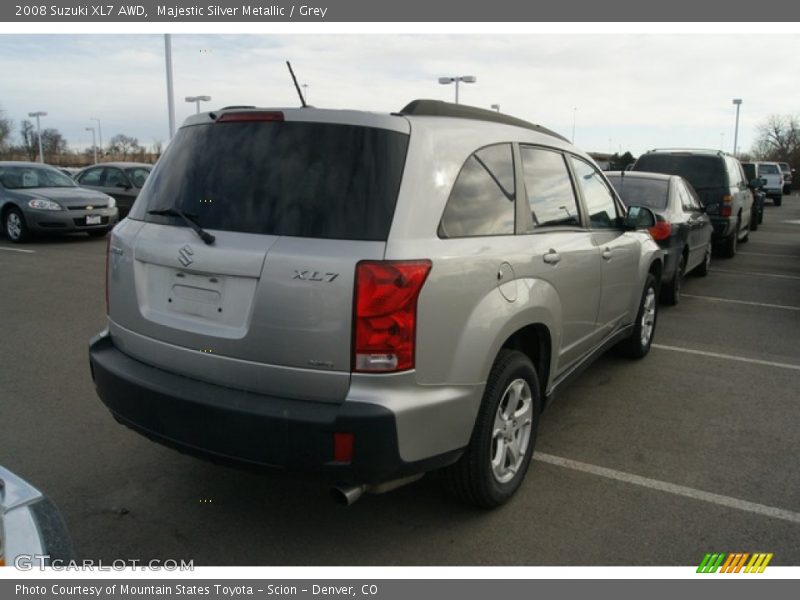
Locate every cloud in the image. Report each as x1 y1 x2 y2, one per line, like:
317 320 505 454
1 33 797 156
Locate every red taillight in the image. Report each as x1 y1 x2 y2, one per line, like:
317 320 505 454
333 433 354 463
215 111 284 123
105 236 111 314
648 220 673 241
353 260 432 373
720 194 733 217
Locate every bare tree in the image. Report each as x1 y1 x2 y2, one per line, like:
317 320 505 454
40 128 67 161
108 134 140 160
151 138 163 159
19 120 38 161
0 106 11 152
751 114 799 163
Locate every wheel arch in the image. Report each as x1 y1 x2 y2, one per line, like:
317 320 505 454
498 323 551 410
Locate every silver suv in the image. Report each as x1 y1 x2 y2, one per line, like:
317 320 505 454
89 101 663 507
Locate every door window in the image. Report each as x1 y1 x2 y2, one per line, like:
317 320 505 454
570 158 620 229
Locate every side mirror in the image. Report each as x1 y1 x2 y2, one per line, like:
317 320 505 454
749 178 762 189
624 205 657 230
1 466 74 567
116 181 131 190
759 178 767 187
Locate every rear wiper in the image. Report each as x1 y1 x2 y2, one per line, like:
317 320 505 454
147 208 215 245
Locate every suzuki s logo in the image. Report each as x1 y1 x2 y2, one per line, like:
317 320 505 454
178 244 194 267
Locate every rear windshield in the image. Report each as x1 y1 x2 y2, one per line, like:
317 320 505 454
606 175 669 210
758 163 780 175
742 163 756 180
634 155 725 190
133 120 409 241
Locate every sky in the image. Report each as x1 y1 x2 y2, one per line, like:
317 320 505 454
1 33 797 158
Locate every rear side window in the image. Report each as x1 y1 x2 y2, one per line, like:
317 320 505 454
134 121 409 241
439 144 516 238
520 146 580 229
606 175 669 211
742 163 756 180
725 157 745 187
634 154 725 190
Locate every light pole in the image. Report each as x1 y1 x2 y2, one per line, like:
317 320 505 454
438 75 476 104
732 98 742 157
86 127 97 164
28 111 47 163
90 117 102 157
491 104 500 112
185 95 212 114
164 34 175 139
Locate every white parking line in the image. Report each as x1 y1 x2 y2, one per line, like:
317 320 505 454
748 240 800 248
651 344 800 372
681 294 800 311
738 251 800 259
710 268 800 281
0 246 35 254
534 452 800 525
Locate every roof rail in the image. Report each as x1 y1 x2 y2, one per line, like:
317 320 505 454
645 148 728 156
399 99 569 143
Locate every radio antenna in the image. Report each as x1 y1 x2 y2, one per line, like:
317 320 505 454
286 61 307 107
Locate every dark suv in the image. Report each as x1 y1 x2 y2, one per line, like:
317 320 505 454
633 149 754 257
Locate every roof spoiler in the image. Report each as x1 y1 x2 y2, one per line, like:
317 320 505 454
399 99 569 143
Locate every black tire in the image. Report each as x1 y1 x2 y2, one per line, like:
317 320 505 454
774 197 782 207
87 228 111 238
442 349 541 508
750 211 758 231
617 273 658 359
4 206 30 243
661 254 685 306
694 242 711 277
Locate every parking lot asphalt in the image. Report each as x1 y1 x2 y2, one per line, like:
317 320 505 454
1 195 799 566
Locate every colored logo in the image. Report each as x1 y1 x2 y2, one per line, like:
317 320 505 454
697 552 773 573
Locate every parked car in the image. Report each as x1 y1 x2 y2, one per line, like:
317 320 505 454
778 162 794 194
74 162 152 218
90 101 663 508
632 149 754 258
1 465 74 567
753 161 784 206
0 162 119 243
741 162 766 229
606 171 712 304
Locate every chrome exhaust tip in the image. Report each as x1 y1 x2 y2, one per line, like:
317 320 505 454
331 484 366 506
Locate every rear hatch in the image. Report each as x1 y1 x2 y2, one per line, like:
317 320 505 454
757 163 783 191
109 110 410 403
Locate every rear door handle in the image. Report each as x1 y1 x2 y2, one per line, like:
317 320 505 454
602 247 613 260
543 250 561 265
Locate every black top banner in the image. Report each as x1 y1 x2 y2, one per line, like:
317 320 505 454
3 0 799 22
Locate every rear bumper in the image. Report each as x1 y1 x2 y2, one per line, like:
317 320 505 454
88 332 462 484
